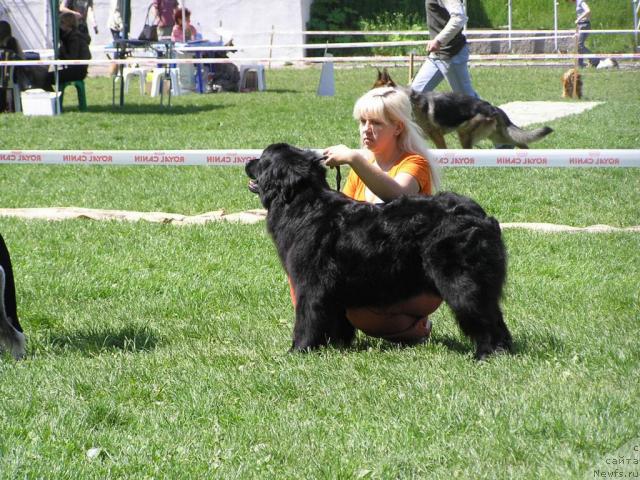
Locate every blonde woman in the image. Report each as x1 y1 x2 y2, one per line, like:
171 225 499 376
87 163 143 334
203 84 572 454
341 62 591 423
324 86 439 202
319 86 442 343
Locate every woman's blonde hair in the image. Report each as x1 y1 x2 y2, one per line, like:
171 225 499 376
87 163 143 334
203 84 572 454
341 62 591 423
353 86 440 191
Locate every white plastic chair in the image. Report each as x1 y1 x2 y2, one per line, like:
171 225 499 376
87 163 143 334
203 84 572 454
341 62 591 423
122 67 147 95
238 64 266 91
149 67 181 97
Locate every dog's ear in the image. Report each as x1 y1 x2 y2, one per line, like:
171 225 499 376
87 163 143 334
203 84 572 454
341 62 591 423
255 144 329 206
380 68 396 87
278 149 328 202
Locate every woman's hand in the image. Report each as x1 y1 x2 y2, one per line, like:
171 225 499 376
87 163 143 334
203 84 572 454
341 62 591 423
323 145 364 167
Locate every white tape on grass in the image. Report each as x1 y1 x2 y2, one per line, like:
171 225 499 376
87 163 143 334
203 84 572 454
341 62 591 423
1 150 639 167
0 207 638 232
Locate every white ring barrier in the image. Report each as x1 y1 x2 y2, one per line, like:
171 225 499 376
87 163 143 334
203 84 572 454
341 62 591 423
0 150 638 167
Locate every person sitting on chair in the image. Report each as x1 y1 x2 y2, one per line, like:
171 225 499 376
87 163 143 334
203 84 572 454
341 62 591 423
0 20 49 93
45 12 91 91
0 20 23 57
171 7 197 42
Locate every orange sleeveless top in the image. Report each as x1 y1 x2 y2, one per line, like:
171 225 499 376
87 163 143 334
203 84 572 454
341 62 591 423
342 153 433 201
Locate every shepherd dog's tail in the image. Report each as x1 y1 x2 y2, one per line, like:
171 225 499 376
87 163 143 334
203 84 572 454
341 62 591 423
493 108 553 148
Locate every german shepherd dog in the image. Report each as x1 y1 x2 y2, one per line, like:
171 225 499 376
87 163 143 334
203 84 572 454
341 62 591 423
374 68 553 149
0 234 25 360
246 143 513 360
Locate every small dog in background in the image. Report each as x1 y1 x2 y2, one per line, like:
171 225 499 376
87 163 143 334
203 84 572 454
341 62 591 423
0 234 25 360
205 39 240 93
562 69 583 99
596 58 619 70
374 68 553 149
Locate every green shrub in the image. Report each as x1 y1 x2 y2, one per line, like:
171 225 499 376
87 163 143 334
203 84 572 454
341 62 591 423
307 0 636 55
359 11 425 57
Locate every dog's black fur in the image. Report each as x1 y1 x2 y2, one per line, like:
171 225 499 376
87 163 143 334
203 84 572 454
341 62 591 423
246 143 512 360
0 234 25 359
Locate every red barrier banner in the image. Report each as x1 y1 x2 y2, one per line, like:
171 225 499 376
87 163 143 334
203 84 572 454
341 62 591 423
0 149 638 167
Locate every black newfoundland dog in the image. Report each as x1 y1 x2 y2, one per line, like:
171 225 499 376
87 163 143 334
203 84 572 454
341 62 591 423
246 143 512 360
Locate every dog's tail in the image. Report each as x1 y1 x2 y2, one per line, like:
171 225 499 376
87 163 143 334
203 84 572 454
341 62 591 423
493 108 553 148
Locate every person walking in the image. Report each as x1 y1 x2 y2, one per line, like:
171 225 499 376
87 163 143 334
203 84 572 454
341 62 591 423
411 0 478 98
570 0 600 67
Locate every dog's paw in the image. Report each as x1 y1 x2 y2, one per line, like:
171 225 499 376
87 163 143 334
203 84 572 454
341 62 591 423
289 341 320 353
474 342 512 362
12 330 26 360
0 329 26 360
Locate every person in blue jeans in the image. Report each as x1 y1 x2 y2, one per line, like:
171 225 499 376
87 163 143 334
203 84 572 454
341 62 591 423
412 1 517 148
570 0 600 67
411 0 478 99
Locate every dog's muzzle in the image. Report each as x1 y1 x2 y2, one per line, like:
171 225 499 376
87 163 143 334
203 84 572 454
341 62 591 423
248 179 260 194
245 158 260 194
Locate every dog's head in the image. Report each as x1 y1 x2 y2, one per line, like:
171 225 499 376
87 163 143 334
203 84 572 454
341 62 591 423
245 143 329 209
372 67 397 89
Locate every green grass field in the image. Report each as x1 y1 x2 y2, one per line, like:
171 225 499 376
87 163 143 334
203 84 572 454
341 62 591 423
0 66 639 478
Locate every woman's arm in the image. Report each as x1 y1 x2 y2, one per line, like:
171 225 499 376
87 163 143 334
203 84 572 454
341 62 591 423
324 145 420 202
59 2 82 19
88 4 98 34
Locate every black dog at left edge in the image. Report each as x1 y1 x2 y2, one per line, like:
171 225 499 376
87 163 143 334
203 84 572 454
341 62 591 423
246 143 512 360
0 234 25 359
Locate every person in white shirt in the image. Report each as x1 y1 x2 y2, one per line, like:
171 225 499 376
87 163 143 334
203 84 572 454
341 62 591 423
411 0 478 98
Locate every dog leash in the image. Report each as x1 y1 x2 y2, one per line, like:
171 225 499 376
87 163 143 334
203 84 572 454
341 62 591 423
323 154 341 191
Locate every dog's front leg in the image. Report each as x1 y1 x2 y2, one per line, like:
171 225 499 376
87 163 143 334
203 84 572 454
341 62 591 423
290 295 354 352
291 302 329 352
427 129 447 149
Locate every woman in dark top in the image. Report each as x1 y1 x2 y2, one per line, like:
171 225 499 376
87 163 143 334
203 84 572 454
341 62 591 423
1 20 49 91
45 12 91 90
0 20 23 56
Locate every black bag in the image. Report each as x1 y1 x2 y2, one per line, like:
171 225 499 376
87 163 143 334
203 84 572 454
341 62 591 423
138 4 158 42
138 24 158 42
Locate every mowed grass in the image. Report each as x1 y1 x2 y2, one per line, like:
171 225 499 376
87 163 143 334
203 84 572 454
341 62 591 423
0 66 639 478
0 65 639 150
0 66 639 218
0 220 638 478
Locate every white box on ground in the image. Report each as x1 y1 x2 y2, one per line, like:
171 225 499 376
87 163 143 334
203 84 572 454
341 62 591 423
20 90 61 116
